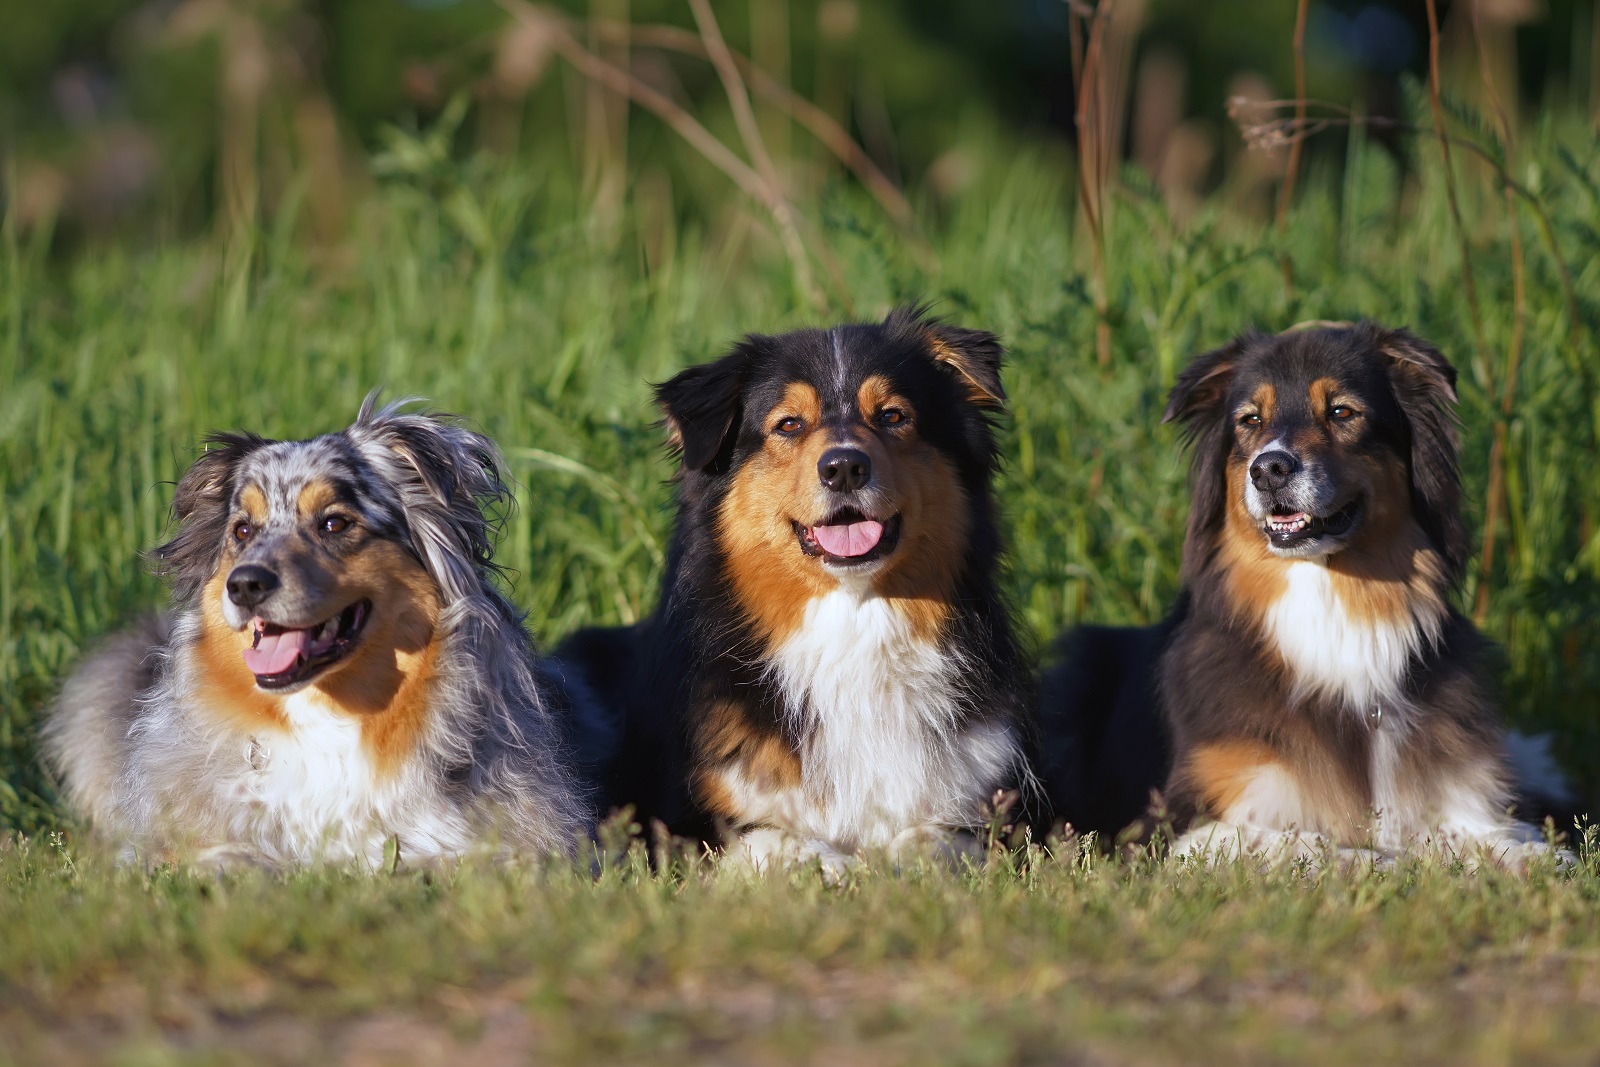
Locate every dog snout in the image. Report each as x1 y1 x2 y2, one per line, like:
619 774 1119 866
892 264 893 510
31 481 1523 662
1249 450 1300 493
225 564 281 610
818 447 872 493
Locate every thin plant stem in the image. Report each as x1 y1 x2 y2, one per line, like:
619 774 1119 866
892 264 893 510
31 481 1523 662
1275 0 1309 294
686 0 819 310
1423 0 1489 362
496 0 820 303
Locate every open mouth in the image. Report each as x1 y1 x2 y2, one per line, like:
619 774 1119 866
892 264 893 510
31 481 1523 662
242 599 371 689
793 509 902 566
1262 498 1363 549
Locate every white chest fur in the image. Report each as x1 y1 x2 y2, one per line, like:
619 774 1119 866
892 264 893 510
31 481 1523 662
1262 560 1436 712
207 691 470 866
762 587 1018 851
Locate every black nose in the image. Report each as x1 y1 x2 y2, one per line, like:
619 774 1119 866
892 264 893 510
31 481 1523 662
1249 450 1301 492
818 447 872 493
225 564 280 609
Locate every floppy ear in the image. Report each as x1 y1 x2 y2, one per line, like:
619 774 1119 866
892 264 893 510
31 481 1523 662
349 392 511 603
1376 326 1468 577
1165 336 1253 573
654 343 755 474
150 431 266 603
884 304 1007 409
1163 335 1250 428
925 323 1007 409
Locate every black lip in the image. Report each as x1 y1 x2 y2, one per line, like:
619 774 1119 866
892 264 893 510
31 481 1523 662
792 509 903 566
252 599 372 690
1262 498 1364 548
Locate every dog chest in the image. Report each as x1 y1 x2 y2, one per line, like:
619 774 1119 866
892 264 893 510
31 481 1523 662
761 588 1015 848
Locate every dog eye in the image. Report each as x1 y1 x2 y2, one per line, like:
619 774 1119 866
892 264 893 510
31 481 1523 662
775 417 804 436
878 408 907 427
1331 405 1357 420
1238 413 1262 427
232 521 252 542
322 515 351 534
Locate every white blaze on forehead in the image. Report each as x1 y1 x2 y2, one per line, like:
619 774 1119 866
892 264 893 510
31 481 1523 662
830 327 848 396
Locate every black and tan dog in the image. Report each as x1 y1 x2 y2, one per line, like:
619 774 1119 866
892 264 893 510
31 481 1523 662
1037 323 1559 866
46 396 593 868
561 307 1031 869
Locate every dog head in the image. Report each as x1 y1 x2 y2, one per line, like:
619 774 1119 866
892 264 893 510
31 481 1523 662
655 306 1005 610
153 395 509 693
1165 322 1465 576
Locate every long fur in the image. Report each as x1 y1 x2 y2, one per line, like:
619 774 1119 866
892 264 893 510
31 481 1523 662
561 306 1031 862
44 395 590 868
1037 323 1562 866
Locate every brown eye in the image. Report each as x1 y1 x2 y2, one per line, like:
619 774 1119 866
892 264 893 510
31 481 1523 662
879 408 907 427
233 521 252 542
1239 413 1262 427
1331 405 1356 420
775 417 804 436
322 515 350 534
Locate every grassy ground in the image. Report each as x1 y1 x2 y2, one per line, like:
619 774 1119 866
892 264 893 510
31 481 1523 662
2 835 1599 1066
3 104 1600 1063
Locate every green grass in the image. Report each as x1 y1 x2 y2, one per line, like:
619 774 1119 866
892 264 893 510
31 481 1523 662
2 835 1598 1065
2 104 1600 1063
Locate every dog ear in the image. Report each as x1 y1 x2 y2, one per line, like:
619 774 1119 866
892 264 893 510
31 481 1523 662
885 304 1007 409
654 343 756 474
1163 336 1250 428
1376 326 1468 577
350 392 511 603
925 323 1007 410
1166 336 1254 574
150 431 267 602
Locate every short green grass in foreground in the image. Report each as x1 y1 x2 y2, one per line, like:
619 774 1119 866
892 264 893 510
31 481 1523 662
3 104 1600 1064
2 834 1598 1066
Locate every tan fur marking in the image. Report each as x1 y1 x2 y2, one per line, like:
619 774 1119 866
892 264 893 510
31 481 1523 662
1187 740 1280 816
1251 383 1276 424
194 574 289 731
296 479 340 520
718 383 831 646
310 540 442 775
1326 456 1447 626
856 375 906 423
1217 458 1289 624
872 447 967 643
693 699 802 823
1308 376 1339 415
775 381 822 428
238 484 268 520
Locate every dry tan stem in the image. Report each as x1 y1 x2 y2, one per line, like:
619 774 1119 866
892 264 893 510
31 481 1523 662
597 21 917 233
1468 1 1527 623
1274 0 1309 293
1423 0 1488 360
685 0 817 308
497 0 825 298
1074 1 1113 368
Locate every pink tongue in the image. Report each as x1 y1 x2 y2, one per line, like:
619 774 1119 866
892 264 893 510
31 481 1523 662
812 520 884 558
242 621 314 677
